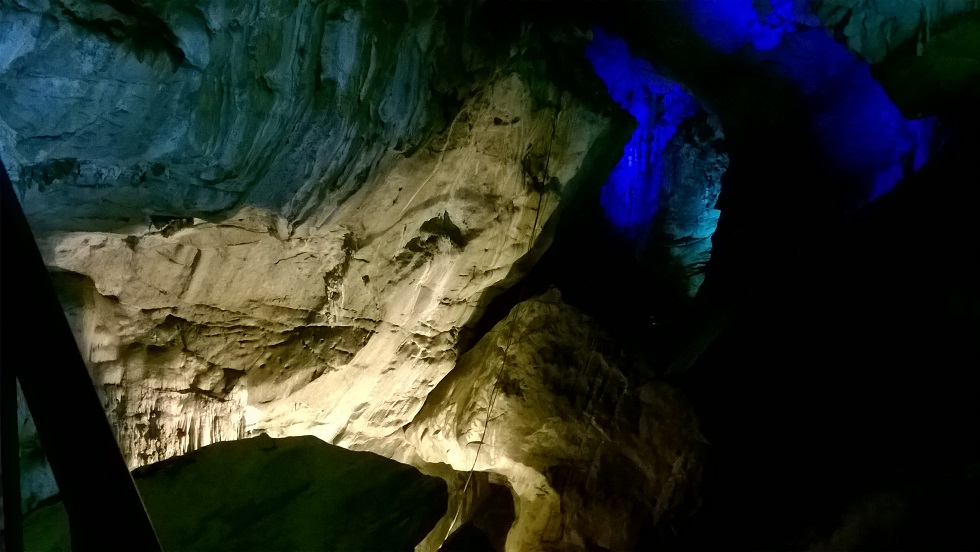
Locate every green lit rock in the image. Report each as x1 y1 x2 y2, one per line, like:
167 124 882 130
872 12 980 117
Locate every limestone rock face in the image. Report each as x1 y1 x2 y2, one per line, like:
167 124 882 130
406 291 704 551
32 69 608 468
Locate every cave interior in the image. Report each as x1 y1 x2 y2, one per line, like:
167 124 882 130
1 0 979 550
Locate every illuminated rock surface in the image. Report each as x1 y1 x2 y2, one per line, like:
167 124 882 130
22 434 447 551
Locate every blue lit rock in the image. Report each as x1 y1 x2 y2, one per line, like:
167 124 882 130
585 28 726 297
585 27 700 238
651 114 727 296
6 1 974 550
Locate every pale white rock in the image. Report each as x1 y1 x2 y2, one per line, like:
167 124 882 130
253 71 609 447
40 212 352 329
51 271 249 469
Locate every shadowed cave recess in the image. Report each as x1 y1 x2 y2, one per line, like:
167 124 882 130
2 0 979 550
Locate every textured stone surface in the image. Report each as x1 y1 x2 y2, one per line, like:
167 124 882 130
406 291 704 551
26 67 610 473
253 71 609 447
7 1 980 550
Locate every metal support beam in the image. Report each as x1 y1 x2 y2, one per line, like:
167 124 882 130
0 158 161 551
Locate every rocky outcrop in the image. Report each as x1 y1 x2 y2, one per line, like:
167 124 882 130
406 291 704 551
9 1 979 550
252 71 611 448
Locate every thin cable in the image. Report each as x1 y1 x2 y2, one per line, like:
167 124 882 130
443 102 563 542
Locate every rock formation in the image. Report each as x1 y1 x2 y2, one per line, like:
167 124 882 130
406 290 703 551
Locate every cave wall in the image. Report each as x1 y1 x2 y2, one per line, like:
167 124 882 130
3 0 608 447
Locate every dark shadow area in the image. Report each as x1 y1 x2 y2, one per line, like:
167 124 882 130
588 5 980 547
440 483 515 552
22 434 448 551
667 111 980 549
469 2 980 549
